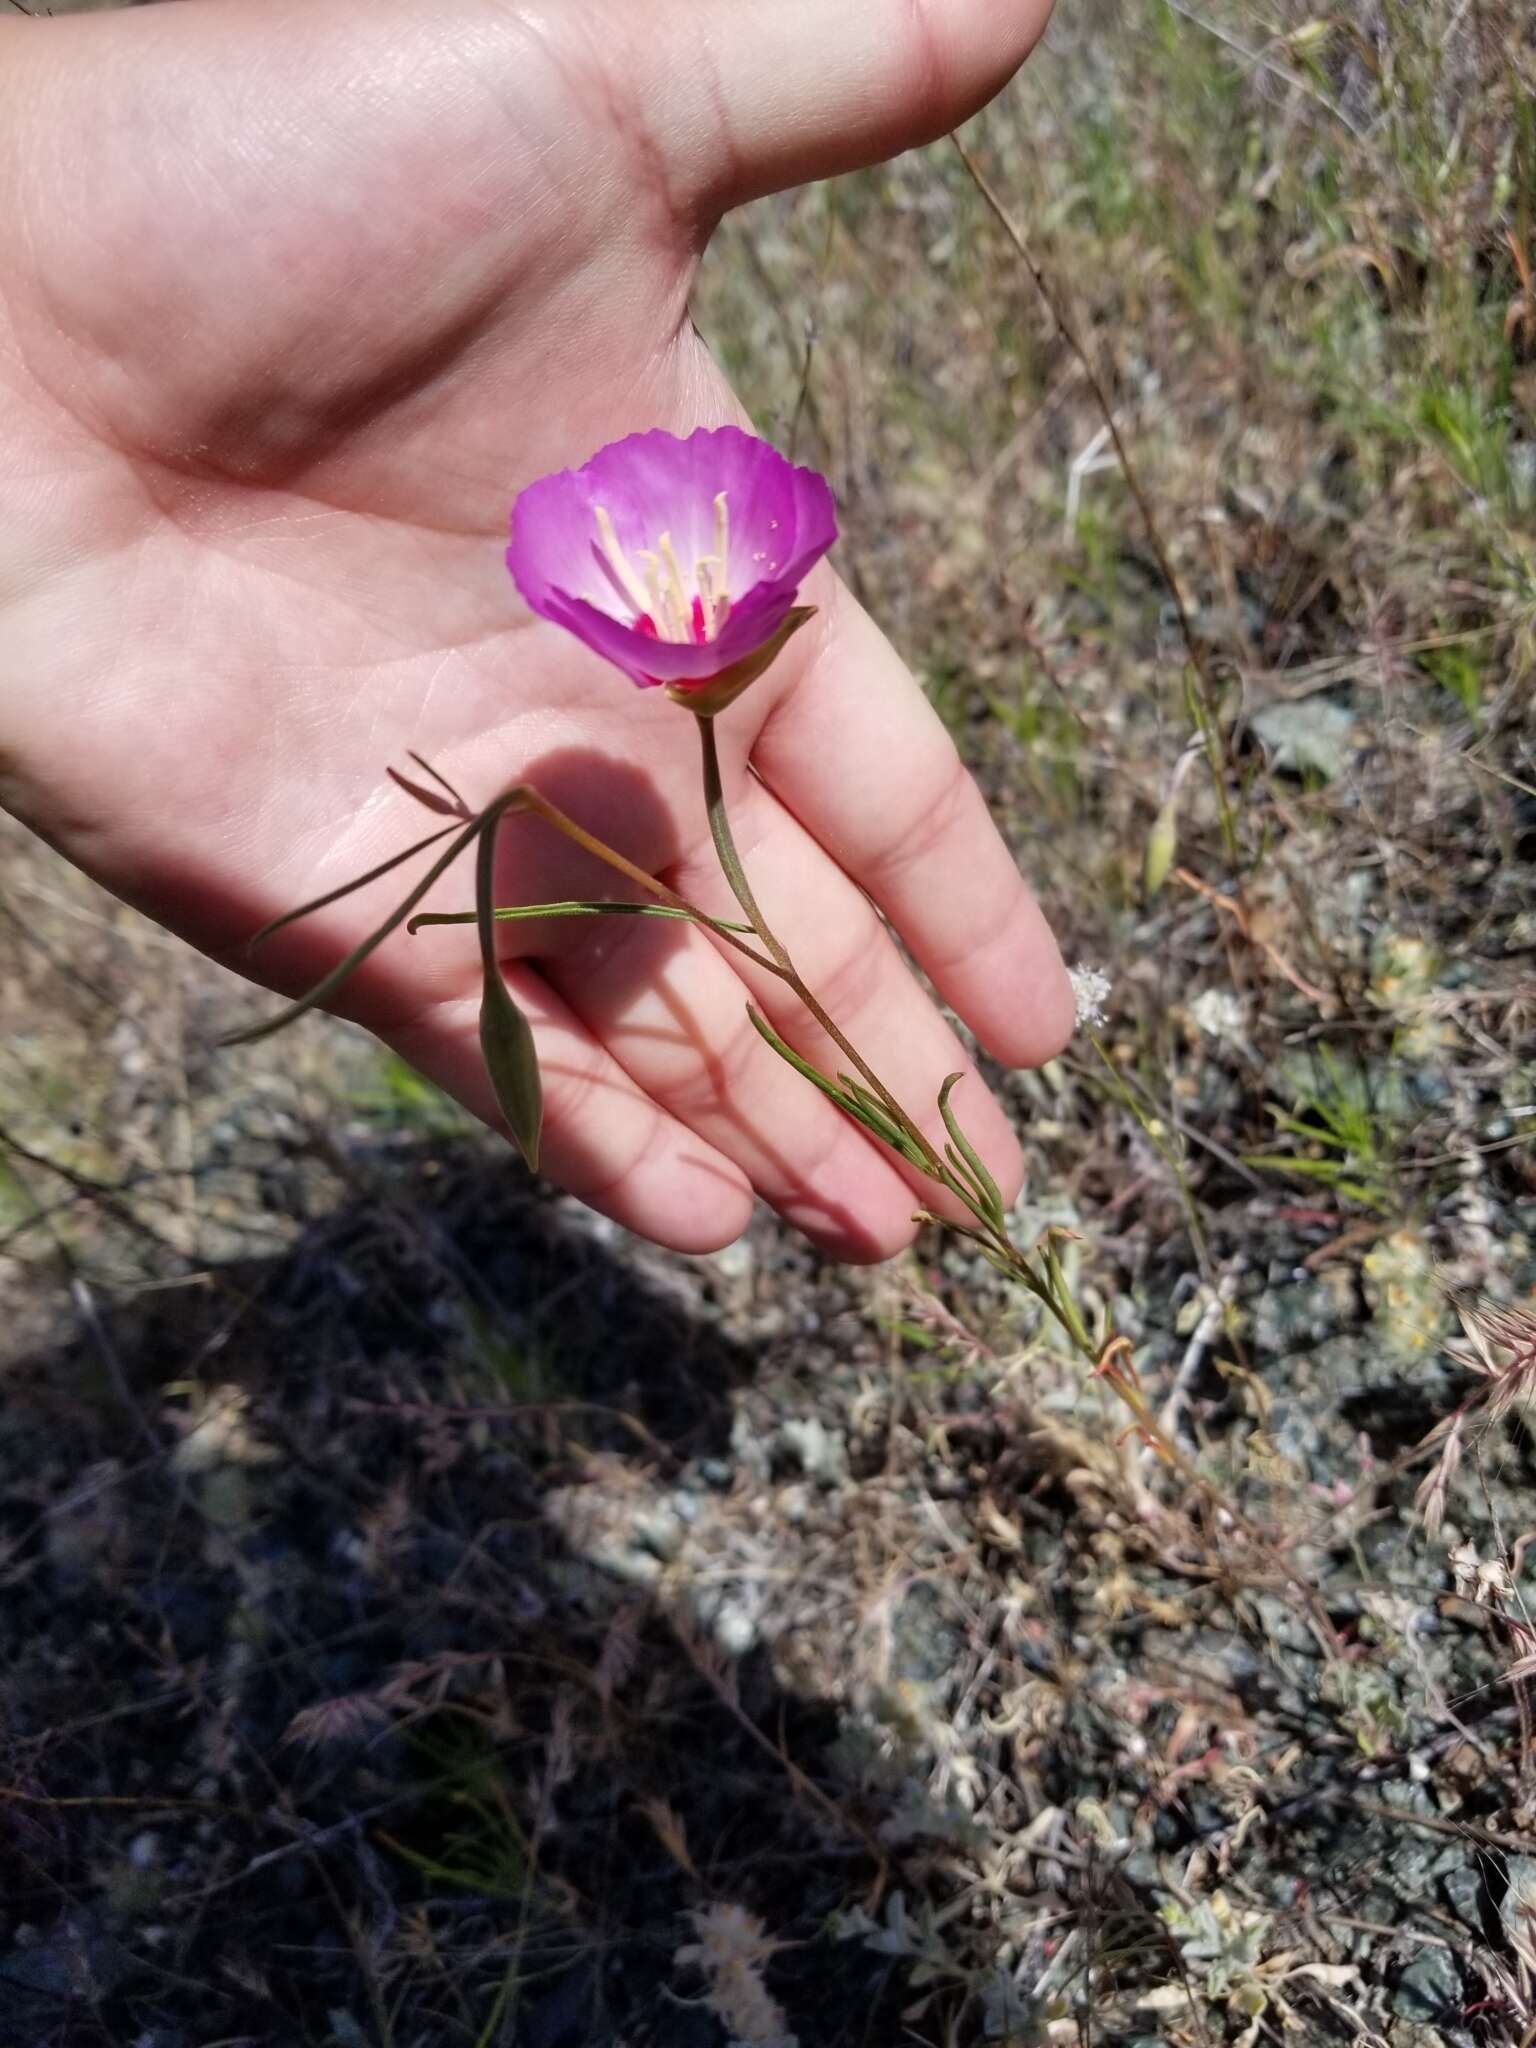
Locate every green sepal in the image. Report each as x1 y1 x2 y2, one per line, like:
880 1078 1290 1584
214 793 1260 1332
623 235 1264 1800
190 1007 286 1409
665 607 816 719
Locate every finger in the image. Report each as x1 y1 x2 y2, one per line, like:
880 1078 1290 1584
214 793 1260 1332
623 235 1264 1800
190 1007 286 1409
539 911 929 1263
663 756 1026 1223
753 575 1077 1069
659 0 1057 213
383 963 756 1256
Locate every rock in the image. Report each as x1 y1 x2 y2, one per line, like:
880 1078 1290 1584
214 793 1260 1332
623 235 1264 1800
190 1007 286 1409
1501 1855 1536 1966
1252 1280 1349 1359
709 1237 754 1283
631 1506 686 1563
1390 1942 1462 2022
1442 1863 1485 1934
890 1581 963 1687
711 1599 759 1657
729 1407 773 1481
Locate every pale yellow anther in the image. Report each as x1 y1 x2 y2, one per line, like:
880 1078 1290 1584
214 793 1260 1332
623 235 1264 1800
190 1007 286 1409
592 491 734 644
594 506 653 620
657 533 693 638
694 555 722 638
637 551 665 628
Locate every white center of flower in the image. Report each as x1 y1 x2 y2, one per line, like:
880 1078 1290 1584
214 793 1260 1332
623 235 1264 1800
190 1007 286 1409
594 494 731 644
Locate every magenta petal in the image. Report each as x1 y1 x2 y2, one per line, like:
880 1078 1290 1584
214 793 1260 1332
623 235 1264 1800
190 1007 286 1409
507 427 837 687
535 579 806 689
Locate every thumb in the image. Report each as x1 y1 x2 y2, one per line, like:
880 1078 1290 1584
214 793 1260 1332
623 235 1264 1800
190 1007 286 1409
661 0 1056 215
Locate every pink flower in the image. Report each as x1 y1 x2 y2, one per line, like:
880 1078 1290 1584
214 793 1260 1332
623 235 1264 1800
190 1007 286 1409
507 427 837 695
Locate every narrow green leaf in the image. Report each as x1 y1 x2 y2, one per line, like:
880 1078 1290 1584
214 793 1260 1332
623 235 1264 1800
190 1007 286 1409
476 804 542 1170
407 901 754 936
836 1076 906 1148
745 1013 926 1161
748 1007 859 1109
246 821 462 952
937 1073 1005 1226
223 812 487 1046
942 1140 995 1219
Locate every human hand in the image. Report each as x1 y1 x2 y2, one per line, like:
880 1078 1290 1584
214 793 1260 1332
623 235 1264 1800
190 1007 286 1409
0 0 1070 1260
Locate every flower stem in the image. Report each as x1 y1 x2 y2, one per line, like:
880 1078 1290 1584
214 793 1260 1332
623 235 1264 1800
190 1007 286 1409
692 730 1339 1655
513 782 779 977
694 713 943 1176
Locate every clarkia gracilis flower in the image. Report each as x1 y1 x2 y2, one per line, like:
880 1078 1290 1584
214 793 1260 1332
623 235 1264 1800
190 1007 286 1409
507 427 837 699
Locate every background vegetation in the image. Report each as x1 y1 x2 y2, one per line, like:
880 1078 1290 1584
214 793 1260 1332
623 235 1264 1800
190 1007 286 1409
2 0 1534 2041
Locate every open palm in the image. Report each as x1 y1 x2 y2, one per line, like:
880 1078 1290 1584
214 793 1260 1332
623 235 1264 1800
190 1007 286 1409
0 0 1069 1259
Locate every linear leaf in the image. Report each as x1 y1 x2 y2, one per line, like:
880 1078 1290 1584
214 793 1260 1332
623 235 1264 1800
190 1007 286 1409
942 1140 995 1218
245 822 461 952
388 767 467 818
476 801 542 1169
408 901 753 937
938 1072 1005 1226
747 1007 855 1109
406 750 473 814
223 813 488 1047
746 1013 923 1158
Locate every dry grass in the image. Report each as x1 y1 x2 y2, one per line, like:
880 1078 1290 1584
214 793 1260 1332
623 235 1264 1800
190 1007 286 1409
3 1 1536 2042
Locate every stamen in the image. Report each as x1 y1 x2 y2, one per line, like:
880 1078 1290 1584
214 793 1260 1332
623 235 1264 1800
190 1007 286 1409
597 491 734 646
594 506 653 620
694 555 722 639
637 551 667 634
657 533 693 640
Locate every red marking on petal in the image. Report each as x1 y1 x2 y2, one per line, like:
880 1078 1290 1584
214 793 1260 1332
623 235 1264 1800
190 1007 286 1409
636 613 659 639
691 596 709 643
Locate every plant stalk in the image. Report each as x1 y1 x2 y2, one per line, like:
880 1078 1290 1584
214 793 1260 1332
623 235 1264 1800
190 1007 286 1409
694 713 944 1176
